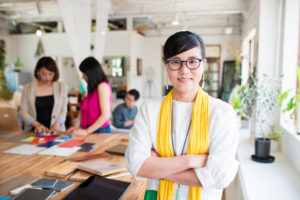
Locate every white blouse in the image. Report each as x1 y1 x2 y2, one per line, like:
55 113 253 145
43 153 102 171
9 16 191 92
126 98 239 200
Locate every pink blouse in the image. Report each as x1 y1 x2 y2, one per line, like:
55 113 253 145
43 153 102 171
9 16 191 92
80 81 112 129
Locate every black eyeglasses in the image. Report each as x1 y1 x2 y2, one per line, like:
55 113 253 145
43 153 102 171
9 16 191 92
165 58 204 71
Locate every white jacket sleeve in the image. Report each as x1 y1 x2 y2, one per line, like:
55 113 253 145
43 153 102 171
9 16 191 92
195 104 239 189
125 101 153 179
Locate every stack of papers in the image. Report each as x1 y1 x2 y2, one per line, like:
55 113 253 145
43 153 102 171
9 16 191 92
3 144 46 155
38 146 81 157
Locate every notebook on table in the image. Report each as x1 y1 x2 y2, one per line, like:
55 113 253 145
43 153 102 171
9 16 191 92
31 178 58 189
52 180 74 192
105 144 127 156
77 160 126 176
63 175 131 200
12 188 56 200
31 178 74 192
79 142 96 152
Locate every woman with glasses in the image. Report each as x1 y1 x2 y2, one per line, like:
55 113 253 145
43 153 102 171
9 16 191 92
126 31 239 200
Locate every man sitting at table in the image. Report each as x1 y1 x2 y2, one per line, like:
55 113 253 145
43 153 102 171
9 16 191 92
112 89 140 129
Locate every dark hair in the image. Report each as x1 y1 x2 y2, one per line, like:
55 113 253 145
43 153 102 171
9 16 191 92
163 31 205 62
34 56 59 81
128 89 140 101
79 57 108 93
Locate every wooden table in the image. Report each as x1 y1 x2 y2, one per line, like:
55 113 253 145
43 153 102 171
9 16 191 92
0 133 146 199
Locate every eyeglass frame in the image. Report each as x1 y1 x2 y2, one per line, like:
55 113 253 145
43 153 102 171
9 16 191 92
164 58 205 71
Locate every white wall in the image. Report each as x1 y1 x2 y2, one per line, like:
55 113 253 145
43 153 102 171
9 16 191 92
143 37 166 98
103 31 130 56
1 30 242 99
242 0 259 39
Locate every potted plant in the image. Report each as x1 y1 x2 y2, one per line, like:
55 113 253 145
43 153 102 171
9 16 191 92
13 57 24 72
253 74 282 163
229 84 249 128
239 71 259 131
0 40 13 102
240 71 282 163
279 66 300 134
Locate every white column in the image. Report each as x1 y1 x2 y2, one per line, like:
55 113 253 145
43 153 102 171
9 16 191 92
126 17 133 31
280 0 300 125
94 0 111 63
58 0 92 93
255 0 283 135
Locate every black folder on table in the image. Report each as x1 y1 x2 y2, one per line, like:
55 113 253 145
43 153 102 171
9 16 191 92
12 188 56 200
63 175 131 200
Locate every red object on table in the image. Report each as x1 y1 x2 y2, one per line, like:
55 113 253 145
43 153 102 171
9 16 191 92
58 139 85 148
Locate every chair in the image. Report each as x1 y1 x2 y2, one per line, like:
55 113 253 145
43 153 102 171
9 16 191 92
0 107 22 137
66 103 80 128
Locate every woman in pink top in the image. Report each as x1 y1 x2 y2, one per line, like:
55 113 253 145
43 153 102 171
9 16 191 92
66 57 112 135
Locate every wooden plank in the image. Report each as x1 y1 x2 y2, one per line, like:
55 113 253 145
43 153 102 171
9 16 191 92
68 170 91 182
0 174 39 196
0 153 52 180
64 152 110 162
45 161 78 178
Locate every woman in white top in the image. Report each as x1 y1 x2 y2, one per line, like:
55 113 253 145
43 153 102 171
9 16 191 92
126 31 239 200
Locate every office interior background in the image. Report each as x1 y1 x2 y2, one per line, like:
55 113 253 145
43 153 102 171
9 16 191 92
0 0 300 199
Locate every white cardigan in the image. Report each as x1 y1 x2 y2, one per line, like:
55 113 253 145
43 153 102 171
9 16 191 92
126 98 239 200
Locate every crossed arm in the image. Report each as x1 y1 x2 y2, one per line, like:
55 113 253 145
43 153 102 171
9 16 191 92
137 149 208 186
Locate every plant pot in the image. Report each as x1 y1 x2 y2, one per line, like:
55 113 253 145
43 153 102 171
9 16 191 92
254 137 271 158
252 138 275 163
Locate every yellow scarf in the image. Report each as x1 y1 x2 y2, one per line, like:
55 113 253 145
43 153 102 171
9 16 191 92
156 87 210 200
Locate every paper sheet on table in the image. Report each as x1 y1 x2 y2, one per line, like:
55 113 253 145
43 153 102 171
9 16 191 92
3 144 46 155
38 146 81 157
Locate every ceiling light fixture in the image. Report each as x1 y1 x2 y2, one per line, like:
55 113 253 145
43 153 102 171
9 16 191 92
224 27 233 35
36 29 42 37
171 13 179 26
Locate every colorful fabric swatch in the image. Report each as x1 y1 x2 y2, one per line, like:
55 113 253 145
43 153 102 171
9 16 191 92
59 139 85 148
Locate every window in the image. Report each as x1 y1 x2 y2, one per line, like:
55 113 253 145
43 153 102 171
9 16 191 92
112 58 123 77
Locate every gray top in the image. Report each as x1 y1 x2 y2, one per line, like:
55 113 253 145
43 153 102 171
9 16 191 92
112 103 137 129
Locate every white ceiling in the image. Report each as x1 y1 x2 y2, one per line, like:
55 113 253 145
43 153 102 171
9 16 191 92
0 0 251 36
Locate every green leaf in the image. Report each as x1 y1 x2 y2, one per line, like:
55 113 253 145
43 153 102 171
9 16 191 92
279 89 291 106
284 97 296 112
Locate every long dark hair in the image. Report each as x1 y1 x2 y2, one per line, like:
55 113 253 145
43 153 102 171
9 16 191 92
79 57 108 93
34 56 59 81
163 31 206 62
